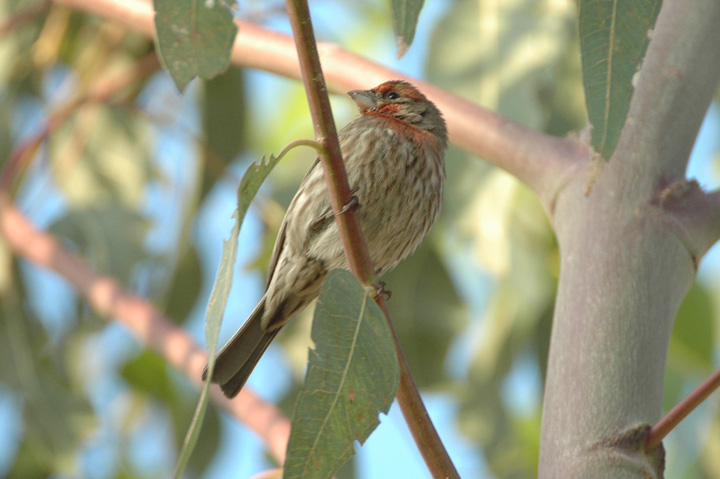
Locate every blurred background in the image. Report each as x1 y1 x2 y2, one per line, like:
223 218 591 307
1 0 720 478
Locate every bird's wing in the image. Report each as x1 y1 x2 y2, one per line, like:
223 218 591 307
264 157 327 289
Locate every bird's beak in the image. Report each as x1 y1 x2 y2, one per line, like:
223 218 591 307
348 89 376 113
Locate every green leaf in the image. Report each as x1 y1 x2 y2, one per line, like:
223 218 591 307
49 205 152 286
0 285 95 476
174 152 282 478
51 107 157 208
164 247 204 325
201 67 246 199
153 0 238 91
390 0 425 58
668 283 715 375
122 351 220 476
284 270 400 479
579 0 662 159
382 243 466 388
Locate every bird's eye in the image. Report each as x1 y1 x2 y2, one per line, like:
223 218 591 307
387 91 400 100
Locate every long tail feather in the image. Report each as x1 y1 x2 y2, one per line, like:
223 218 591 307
203 298 279 398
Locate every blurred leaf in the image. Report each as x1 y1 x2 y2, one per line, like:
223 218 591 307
579 0 661 159
1 283 95 476
49 204 152 285
390 0 425 58
122 350 175 399
383 242 466 388
164 247 204 324
668 283 715 374
7 438 53 479
284 270 399 479
663 283 715 413
458 173 556 478
50 106 156 208
427 0 579 227
121 350 220 476
428 0 577 129
536 34 588 137
201 66 247 199
153 0 238 91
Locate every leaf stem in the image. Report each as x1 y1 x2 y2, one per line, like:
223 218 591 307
284 1 460 477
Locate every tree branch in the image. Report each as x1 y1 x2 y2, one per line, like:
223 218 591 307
539 0 720 476
52 0 584 209
284 1 459 477
615 0 720 182
0 198 291 464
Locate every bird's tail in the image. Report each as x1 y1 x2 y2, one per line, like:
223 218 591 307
203 297 279 398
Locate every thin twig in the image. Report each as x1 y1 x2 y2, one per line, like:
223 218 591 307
646 366 720 451
284 1 460 477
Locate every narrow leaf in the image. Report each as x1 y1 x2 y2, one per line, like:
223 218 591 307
285 270 400 479
153 0 238 91
579 0 661 159
173 153 282 478
390 0 425 58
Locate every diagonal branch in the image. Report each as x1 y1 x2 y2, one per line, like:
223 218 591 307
284 1 459 477
53 0 586 210
0 198 291 464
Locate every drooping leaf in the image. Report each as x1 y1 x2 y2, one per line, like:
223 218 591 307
390 0 425 58
284 270 399 479
579 0 662 159
174 151 283 478
153 0 238 91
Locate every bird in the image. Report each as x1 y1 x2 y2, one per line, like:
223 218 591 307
205 80 448 398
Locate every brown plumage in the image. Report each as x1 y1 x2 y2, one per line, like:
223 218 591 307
205 80 448 398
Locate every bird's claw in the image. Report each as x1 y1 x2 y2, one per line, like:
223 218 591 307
371 281 391 301
337 187 361 215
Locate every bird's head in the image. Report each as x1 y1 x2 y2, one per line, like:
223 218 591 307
348 80 447 145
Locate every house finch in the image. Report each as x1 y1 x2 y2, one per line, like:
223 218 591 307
205 80 447 398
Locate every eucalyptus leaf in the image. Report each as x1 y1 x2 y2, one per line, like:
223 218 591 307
284 270 399 479
579 0 662 159
390 0 425 58
153 0 238 91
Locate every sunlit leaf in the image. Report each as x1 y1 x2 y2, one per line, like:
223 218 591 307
284 270 399 479
51 106 157 208
579 0 662 159
153 0 238 91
